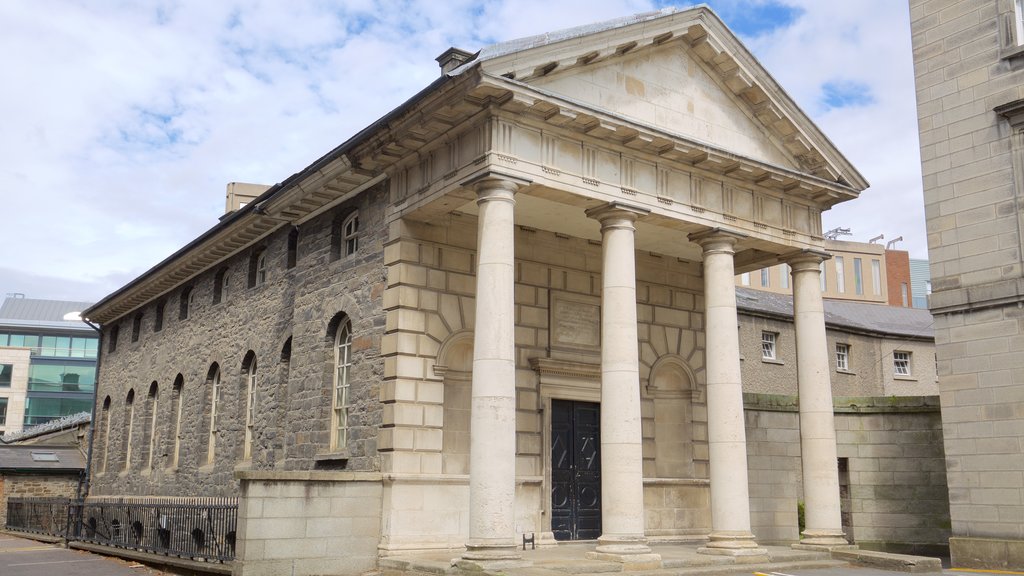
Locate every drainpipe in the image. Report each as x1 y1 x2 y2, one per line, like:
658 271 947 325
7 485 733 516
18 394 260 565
79 319 103 501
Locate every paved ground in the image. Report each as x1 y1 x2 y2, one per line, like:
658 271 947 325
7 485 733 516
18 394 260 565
753 569 1024 576
0 533 169 576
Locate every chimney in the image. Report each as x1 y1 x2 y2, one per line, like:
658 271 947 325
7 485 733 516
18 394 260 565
436 47 475 75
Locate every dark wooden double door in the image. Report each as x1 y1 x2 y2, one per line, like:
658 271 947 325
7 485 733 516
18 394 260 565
551 399 601 541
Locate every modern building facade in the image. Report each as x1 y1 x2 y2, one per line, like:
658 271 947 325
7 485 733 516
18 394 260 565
0 296 97 434
81 8 948 575
910 0 1024 569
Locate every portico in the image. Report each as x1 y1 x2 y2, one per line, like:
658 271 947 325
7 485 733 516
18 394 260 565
369 5 865 559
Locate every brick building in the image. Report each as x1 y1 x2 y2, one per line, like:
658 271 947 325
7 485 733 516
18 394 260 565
82 8 948 574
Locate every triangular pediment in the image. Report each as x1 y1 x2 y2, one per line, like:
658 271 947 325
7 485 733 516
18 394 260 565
527 42 798 169
464 7 867 190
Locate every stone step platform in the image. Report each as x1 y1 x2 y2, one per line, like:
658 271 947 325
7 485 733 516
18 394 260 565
380 543 847 576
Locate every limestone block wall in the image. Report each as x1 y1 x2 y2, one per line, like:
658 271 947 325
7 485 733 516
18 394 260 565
0 473 79 527
379 215 710 549
91 183 388 498
935 306 1024 544
744 395 951 551
234 472 382 576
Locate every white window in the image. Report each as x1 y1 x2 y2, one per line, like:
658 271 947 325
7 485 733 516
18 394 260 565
244 358 257 459
894 351 912 376
820 261 827 292
901 283 909 307
761 268 770 287
835 256 846 294
255 251 267 285
207 367 221 465
854 258 864 295
780 264 790 290
1017 0 1024 46
836 343 850 371
342 212 359 256
871 259 881 295
332 321 353 450
741 272 750 286
762 331 777 360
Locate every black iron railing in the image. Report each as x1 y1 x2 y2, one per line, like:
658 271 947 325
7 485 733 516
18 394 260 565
6 496 237 563
5 497 74 538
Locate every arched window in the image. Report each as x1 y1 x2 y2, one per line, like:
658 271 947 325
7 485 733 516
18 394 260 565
206 364 221 465
146 382 159 469
154 301 165 332
100 396 111 474
287 227 299 269
170 374 184 469
124 389 136 471
242 353 257 460
213 268 229 304
131 312 143 343
249 249 267 287
332 319 352 450
342 212 359 256
179 286 194 320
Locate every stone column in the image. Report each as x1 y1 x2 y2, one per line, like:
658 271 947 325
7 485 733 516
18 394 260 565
461 175 523 565
585 203 660 568
689 230 767 558
788 253 850 549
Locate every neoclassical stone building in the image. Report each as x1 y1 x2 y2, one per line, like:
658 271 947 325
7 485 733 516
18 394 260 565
83 8 947 575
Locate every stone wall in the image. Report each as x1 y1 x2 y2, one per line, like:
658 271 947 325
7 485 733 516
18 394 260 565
234 472 382 576
379 216 711 549
745 394 951 552
90 182 388 498
0 473 79 527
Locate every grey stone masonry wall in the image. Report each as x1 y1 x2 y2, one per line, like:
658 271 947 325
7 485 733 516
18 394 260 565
745 394 951 552
910 0 1024 567
90 183 388 498
0 473 79 527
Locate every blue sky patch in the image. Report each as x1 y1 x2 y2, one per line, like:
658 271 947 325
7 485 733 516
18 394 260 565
654 1 804 37
820 80 875 110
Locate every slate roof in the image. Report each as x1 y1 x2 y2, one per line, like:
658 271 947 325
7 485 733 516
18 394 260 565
0 296 94 331
0 411 91 444
0 445 85 472
736 287 934 339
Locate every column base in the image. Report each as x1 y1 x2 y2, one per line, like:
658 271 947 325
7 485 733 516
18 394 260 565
587 535 662 570
461 541 523 562
697 531 768 561
792 529 855 551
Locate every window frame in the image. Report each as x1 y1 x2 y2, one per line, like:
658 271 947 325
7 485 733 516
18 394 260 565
243 358 257 460
124 389 135 471
894 351 912 376
836 343 850 372
342 212 359 256
206 366 221 466
761 331 778 361
131 312 143 343
835 256 846 294
0 363 12 388
146 382 159 469
0 397 8 426
331 320 353 451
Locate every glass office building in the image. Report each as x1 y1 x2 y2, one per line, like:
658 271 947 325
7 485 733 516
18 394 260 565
0 295 96 432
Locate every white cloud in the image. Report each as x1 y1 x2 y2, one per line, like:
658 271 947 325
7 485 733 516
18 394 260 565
0 0 927 303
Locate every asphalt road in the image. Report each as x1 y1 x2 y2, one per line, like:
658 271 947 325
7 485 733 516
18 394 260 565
0 533 169 576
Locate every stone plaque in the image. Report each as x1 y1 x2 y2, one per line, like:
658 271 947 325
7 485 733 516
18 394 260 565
551 292 601 351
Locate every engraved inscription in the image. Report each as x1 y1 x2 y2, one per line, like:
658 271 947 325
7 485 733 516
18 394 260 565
552 294 601 350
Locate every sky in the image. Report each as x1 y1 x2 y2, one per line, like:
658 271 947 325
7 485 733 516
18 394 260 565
0 0 924 304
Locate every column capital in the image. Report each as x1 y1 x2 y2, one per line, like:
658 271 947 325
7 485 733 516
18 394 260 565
462 171 530 202
585 202 650 230
688 228 747 253
783 249 831 271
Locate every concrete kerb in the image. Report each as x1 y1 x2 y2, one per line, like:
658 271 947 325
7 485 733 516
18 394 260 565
68 542 233 575
830 548 943 573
